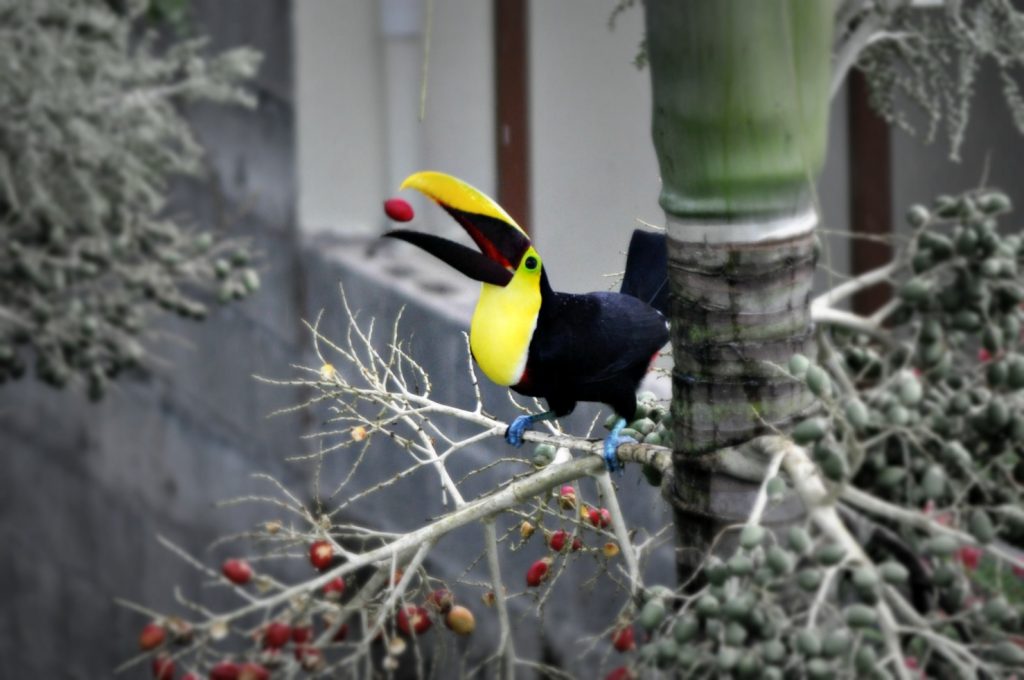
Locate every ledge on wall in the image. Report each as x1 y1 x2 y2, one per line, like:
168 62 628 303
306 234 478 325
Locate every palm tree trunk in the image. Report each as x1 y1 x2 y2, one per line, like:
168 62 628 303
644 0 834 584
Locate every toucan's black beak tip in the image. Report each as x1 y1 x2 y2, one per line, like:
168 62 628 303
381 229 513 287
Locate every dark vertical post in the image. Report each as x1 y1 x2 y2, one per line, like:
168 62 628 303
848 70 893 315
493 0 531 233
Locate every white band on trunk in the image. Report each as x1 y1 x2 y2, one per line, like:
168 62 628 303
665 207 817 245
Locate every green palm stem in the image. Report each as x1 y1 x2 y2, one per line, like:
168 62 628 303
644 0 834 585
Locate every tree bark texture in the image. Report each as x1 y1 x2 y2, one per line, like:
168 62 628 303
665 229 816 578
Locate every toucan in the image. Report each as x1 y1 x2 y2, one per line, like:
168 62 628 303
383 171 670 471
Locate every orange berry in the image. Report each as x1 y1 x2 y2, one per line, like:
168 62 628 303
445 605 476 635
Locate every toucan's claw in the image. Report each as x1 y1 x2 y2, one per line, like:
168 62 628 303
603 417 631 473
603 434 633 473
505 415 533 448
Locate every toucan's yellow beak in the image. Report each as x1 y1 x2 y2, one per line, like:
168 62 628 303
399 171 533 272
400 171 528 237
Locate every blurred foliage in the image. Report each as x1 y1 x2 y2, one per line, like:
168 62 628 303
146 0 191 33
0 0 262 398
614 1 1024 157
858 0 1024 159
843 190 1022 535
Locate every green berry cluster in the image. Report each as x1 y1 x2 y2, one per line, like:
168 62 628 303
622 526 908 679
792 190 1023 541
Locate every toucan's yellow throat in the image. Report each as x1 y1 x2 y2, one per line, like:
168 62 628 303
385 171 544 387
471 245 543 386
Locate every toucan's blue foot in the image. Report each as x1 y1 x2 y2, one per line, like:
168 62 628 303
603 417 633 473
506 411 558 448
505 415 534 447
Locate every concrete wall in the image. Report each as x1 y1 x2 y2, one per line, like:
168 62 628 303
0 2 309 677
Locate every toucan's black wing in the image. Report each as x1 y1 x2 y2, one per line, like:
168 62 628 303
620 229 669 315
519 290 669 417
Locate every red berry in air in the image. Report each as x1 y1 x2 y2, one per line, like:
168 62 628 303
396 604 432 635
309 540 333 571
605 667 635 680
209 661 241 680
139 622 166 650
221 558 252 585
181 674 199 680
237 663 270 680
445 605 476 635
291 625 313 644
384 197 415 222
548 530 568 552
526 558 552 587
612 625 636 652
589 507 611 528
262 621 291 649
151 655 175 680
571 537 583 552
323 577 346 601
426 588 455 613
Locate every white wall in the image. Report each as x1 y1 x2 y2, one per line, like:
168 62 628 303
294 0 494 239
294 0 851 291
419 1 495 204
294 0 384 236
528 1 660 294
818 82 852 292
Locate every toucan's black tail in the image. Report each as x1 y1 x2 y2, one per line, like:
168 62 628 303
620 229 669 315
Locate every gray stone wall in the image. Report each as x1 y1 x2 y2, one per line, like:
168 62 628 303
0 2 309 677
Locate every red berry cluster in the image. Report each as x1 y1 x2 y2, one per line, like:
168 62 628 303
520 485 621 588
396 588 476 637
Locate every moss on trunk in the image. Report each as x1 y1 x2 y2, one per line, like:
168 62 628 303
665 231 817 578
644 0 833 584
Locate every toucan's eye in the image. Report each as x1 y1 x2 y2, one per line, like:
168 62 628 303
524 256 539 271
